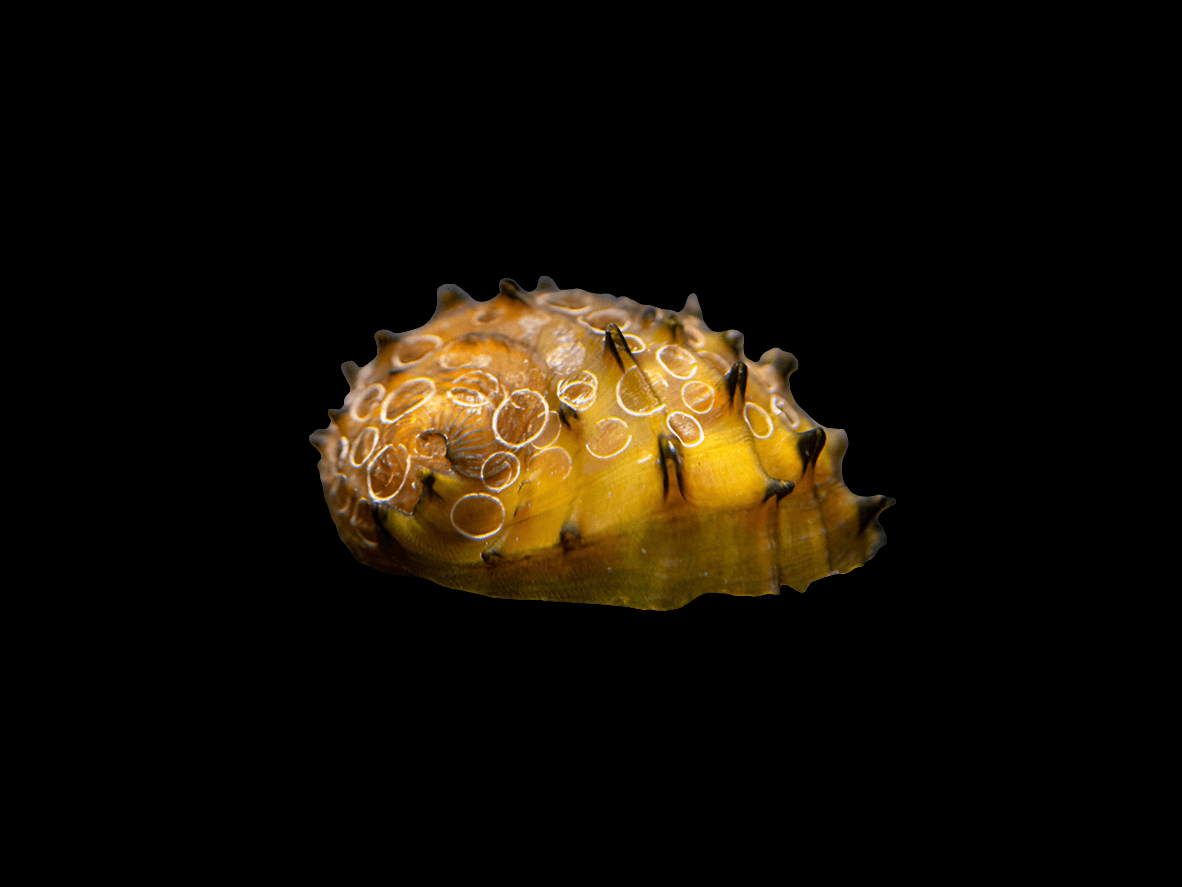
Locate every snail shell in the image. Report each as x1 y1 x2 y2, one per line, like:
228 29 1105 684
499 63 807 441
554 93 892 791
310 277 893 610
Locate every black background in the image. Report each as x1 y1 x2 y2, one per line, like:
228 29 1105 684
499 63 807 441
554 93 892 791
286 247 911 661
214 130 940 696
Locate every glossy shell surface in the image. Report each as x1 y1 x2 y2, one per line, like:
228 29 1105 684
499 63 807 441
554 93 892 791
310 277 893 609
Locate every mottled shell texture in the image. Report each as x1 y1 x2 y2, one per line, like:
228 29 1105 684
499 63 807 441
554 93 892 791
310 277 892 609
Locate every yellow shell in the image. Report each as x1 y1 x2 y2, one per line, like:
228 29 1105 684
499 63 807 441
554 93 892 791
310 277 893 609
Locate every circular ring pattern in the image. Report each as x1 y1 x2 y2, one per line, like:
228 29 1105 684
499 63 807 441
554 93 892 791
666 411 704 447
481 452 521 492
492 389 550 448
381 378 435 424
450 493 506 540
350 426 379 466
681 380 715 414
744 403 774 439
351 384 386 422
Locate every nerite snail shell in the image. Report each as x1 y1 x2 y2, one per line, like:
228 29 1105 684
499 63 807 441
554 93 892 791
310 277 893 610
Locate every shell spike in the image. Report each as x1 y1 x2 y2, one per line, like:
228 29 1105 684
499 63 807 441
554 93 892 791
663 313 684 342
723 330 745 359
327 407 346 424
560 520 582 552
725 362 748 405
434 284 476 318
795 427 826 477
858 495 895 535
374 329 398 350
497 278 529 302
341 360 360 386
534 275 559 292
658 434 685 500
763 478 795 502
759 348 798 386
604 324 634 371
681 292 703 320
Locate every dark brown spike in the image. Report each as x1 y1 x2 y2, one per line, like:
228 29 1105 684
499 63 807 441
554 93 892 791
639 306 659 326
857 495 895 535
658 434 685 501
560 520 582 553
725 362 748 405
480 549 502 564
341 360 360 386
309 430 329 450
374 329 398 349
763 478 796 502
534 276 559 292
603 324 634 371
663 314 683 343
558 402 576 427
327 408 346 424
435 284 475 316
604 327 624 371
723 330 745 359
498 278 529 302
681 293 703 320
421 471 438 500
795 427 827 476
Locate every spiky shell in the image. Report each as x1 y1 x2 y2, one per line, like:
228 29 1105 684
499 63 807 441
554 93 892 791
309 277 893 610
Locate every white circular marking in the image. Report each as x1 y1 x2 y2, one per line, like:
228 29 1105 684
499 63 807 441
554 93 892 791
391 335 442 368
450 493 506 540
586 417 633 459
351 383 386 421
492 388 549 448
744 403 774 439
350 426 380 466
367 444 410 501
615 367 666 417
557 370 598 411
681 380 715 414
666 411 704 447
656 344 698 379
380 378 435 424
446 370 502 411
771 395 801 429
481 452 521 492
528 447 572 481
447 387 490 409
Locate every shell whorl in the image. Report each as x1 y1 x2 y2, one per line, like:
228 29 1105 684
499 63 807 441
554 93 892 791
310 277 892 609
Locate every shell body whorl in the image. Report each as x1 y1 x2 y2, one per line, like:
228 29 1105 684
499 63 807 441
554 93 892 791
310 277 892 609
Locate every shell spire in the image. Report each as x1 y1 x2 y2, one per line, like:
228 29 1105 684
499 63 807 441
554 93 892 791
311 278 892 609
